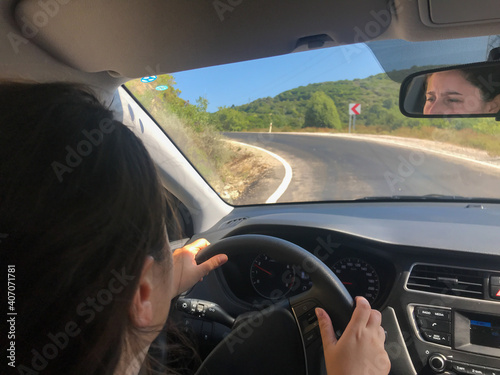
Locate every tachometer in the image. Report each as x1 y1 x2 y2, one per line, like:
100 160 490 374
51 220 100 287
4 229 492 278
250 254 295 299
332 258 380 304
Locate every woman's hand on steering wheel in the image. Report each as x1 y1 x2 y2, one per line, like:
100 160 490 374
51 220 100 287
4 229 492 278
317 296 391 375
172 238 228 296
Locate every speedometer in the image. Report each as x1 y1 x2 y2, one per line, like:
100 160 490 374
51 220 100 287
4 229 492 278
332 258 380 304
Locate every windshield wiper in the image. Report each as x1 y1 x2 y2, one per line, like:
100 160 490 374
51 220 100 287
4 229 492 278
357 194 500 203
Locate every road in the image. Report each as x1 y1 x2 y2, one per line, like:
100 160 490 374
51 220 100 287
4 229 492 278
224 132 500 204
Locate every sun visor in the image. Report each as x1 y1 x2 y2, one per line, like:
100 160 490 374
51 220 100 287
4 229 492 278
14 0 392 78
419 0 500 27
428 0 500 25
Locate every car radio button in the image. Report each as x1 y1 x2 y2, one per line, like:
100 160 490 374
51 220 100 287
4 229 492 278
421 329 451 346
417 318 451 333
415 306 450 321
431 309 451 321
416 306 433 317
452 362 470 373
428 353 447 372
468 366 486 375
483 367 500 375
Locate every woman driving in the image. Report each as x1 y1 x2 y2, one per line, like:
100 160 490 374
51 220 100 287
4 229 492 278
0 82 390 375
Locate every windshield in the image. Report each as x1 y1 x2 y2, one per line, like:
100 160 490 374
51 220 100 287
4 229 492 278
125 37 500 205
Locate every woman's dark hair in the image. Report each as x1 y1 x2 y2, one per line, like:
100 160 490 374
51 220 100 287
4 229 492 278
0 82 171 374
461 65 500 102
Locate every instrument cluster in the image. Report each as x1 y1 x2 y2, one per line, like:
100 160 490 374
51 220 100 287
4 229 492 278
220 238 394 308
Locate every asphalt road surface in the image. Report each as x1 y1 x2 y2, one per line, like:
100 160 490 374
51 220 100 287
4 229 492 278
224 132 500 205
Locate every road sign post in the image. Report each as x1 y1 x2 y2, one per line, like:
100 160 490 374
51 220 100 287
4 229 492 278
348 103 361 133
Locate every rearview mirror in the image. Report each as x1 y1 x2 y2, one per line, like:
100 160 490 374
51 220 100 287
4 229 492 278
400 61 500 119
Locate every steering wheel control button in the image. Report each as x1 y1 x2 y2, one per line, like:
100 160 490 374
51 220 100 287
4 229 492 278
428 353 447 372
303 327 320 347
306 310 318 325
298 309 319 333
292 299 317 318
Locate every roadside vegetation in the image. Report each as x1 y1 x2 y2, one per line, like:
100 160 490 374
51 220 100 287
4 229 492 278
125 76 274 203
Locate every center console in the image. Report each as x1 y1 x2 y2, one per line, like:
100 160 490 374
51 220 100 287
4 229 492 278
410 304 500 374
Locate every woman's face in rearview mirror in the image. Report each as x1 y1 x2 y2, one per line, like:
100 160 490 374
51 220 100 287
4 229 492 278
423 70 499 115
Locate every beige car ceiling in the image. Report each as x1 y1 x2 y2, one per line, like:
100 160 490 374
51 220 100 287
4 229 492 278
2 0 500 90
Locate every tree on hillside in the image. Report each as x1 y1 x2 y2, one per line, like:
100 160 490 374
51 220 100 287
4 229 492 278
127 74 184 111
213 106 248 131
173 96 211 132
303 91 341 129
154 74 184 108
383 98 394 109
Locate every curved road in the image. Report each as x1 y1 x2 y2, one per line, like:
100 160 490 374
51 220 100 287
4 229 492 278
224 132 500 204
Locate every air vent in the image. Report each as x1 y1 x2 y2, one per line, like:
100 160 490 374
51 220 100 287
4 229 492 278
219 217 248 229
407 264 485 299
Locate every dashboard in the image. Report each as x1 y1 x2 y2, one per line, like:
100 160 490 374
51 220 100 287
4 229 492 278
177 202 500 375
218 226 395 309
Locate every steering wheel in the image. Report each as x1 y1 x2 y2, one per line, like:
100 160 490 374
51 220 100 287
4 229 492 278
194 234 354 375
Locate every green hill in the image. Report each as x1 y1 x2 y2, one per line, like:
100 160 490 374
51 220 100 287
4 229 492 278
211 66 455 132
212 72 421 131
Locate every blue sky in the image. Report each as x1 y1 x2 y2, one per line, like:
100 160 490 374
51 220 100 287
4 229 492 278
172 43 384 112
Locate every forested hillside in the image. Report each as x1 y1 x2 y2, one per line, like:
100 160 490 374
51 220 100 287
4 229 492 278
214 72 410 131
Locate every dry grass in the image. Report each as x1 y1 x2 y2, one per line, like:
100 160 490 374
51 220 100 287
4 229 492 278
354 125 500 157
125 80 277 203
149 110 273 203
217 143 275 202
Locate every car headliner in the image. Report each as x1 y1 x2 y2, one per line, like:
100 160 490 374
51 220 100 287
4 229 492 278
2 0 500 96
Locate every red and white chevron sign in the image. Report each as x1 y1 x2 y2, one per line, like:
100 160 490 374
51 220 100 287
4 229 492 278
349 103 361 115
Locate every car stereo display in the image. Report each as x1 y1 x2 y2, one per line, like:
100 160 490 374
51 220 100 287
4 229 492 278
455 310 500 356
470 315 500 348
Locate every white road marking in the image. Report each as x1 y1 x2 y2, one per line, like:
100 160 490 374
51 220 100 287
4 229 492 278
229 140 293 203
